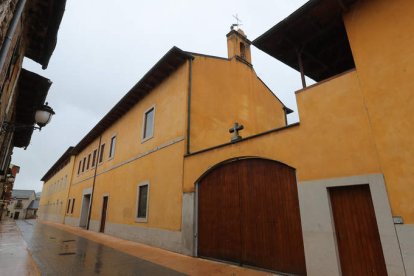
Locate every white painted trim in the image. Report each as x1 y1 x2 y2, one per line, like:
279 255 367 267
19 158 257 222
298 174 405 276
141 105 156 143
99 194 110 232
98 143 106 164
91 148 98 168
194 182 199 257
108 134 117 160
82 187 92 195
135 181 150 223
79 191 92 227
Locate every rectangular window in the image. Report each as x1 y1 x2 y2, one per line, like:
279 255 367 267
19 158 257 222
136 183 149 221
82 157 86 172
78 160 82 174
142 107 155 141
109 136 116 158
66 199 71 214
99 144 105 163
92 149 97 167
71 198 75 214
87 154 91 170
16 200 23 209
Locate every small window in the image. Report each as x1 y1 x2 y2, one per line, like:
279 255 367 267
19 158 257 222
136 183 149 221
87 154 91 170
92 149 97 167
109 136 116 158
66 199 71 214
240 42 246 59
71 198 75 214
99 144 105 163
142 107 155 141
82 157 86 172
16 200 23 208
78 160 82 174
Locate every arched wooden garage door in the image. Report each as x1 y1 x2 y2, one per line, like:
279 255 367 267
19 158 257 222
197 158 307 275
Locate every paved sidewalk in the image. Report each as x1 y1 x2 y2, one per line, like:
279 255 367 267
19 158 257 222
40 221 274 276
18 221 272 276
37 220 273 275
0 218 39 275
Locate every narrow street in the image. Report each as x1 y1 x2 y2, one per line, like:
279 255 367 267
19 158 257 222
1 218 271 275
16 219 185 275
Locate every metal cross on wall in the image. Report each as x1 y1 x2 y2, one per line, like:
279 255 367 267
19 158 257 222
229 122 244 142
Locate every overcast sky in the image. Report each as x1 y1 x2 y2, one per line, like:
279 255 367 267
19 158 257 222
13 0 310 192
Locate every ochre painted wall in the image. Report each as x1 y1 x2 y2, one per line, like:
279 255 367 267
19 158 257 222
190 55 286 152
344 0 414 223
184 71 381 191
67 62 189 230
39 156 75 222
90 141 184 230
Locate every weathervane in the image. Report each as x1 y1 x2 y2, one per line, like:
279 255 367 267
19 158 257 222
231 14 243 30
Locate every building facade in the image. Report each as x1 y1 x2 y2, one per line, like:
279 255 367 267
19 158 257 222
0 0 66 209
40 0 413 275
7 189 35 219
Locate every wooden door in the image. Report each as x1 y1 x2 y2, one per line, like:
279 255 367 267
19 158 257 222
329 185 387 276
100 196 108 233
198 162 242 263
198 158 307 275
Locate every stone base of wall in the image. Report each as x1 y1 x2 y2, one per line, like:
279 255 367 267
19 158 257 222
86 192 195 256
38 213 63 223
396 224 414 276
64 216 79 227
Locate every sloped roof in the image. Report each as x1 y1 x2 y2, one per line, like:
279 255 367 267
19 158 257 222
41 146 73 182
72 46 193 155
28 199 40 209
253 0 358 81
12 189 35 199
13 69 51 148
24 0 67 69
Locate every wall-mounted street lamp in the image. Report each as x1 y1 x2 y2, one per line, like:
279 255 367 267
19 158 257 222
1 102 55 133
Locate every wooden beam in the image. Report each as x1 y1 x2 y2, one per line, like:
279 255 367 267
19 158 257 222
296 49 306 89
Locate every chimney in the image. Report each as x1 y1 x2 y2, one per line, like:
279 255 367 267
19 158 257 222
226 28 252 64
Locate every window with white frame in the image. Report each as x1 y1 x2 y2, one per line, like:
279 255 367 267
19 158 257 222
82 157 86 172
66 199 71 214
136 182 149 221
71 198 75 214
99 144 105 163
142 106 155 141
92 149 97 167
78 160 82 174
86 153 91 170
109 135 116 158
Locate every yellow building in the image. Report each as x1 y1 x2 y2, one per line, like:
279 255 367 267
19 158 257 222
40 0 414 275
38 147 75 223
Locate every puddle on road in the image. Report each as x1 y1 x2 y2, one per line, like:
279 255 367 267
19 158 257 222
58 252 76 255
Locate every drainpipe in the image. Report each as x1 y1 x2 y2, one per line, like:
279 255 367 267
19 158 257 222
186 58 193 154
0 0 27 72
86 135 102 230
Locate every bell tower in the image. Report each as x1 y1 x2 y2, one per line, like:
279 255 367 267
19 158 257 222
226 27 252 64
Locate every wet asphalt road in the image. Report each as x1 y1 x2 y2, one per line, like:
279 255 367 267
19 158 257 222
16 220 186 276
